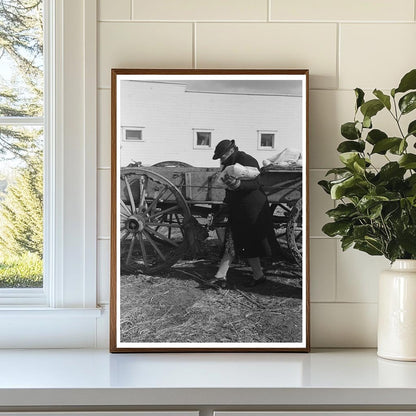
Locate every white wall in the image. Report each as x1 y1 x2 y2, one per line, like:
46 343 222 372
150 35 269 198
96 0 416 348
119 81 302 167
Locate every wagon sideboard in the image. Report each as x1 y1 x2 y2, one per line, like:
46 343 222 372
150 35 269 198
120 166 302 205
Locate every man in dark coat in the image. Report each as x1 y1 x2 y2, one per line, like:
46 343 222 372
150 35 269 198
210 139 281 288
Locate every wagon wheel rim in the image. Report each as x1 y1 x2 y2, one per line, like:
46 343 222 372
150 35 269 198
120 168 192 274
286 198 303 266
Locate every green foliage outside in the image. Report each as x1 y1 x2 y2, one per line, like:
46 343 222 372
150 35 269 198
0 252 42 288
319 69 416 262
0 0 44 287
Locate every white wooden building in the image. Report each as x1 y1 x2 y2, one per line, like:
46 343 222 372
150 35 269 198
119 81 303 168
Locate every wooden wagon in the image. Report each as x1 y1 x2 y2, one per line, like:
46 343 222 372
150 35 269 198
119 162 302 274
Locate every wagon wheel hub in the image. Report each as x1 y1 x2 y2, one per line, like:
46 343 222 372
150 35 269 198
126 215 146 233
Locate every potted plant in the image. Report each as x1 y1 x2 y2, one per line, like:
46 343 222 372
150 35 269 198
319 68 416 361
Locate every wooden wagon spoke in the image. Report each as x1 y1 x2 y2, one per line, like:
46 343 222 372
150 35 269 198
148 205 180 220
120 199 131 216
139 176 148 211
145 226 180 247
137 233 148 267
144 231 166 261
126 235 136 265
143 185 169 215
120 229 130 242
174 213 185 237
124 176 136 214
120 211 129 220
146 222 182 228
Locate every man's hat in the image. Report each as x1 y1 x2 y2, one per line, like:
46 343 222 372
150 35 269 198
212 139 235 160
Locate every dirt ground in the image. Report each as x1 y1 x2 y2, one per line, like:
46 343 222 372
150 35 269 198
119 235 303 345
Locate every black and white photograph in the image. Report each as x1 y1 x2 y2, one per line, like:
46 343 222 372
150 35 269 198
110 69 309 352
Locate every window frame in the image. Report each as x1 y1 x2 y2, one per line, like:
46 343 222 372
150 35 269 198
193 128 213 149
257 130 277 150
0 0 100 348
122 126 145 142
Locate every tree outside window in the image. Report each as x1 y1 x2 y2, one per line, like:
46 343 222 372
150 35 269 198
0 0 44 288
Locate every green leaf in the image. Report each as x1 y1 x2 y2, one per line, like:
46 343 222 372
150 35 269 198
399 154 416 169
341 122 361 140
369 203 383 220
357 195 389 212
325 167 351 176
326 203 357 220
354 241 383 256
399 92 416 115
373 89 391 110
318 180 331 194
407 120 416 138
371 137 402 154
378 162 406 181
355 88 365 110
398 227 416 255
353 224 374 240
395 69 416 94
330 175 367 200
360 99 384 119
363 116 372 129
389 139 407 155
337 140 365 153
322 221 351 237
339 152 360 167
366 129 387 145
341 235 355 251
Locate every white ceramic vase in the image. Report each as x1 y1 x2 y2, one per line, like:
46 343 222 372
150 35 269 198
378 259 416 361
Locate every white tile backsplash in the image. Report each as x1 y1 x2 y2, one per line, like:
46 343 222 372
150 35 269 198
196 23 338 89
132 0 268 21
336 245 389 303
98 22 193 88
340 24 416 90
270 0 415 22
310 239 336 302
311 303 378 347
98 0 131 21
96 1 415 347
309 170 334 237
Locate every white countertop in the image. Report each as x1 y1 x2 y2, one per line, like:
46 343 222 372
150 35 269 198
0 348 416 407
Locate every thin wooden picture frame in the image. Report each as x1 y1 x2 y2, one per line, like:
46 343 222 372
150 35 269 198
110 69 310 352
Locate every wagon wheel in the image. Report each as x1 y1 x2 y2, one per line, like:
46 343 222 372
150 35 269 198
270 202 291 251
286 198 302 266
120 168 192 275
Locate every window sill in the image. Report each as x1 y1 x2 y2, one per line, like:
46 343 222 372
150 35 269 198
0 307 103 348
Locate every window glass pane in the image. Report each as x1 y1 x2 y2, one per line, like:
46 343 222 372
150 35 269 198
0 0 44 291
261 133 274 147
0 126 43 288
0 0 44 117
196 132 211 146
125 129 142 141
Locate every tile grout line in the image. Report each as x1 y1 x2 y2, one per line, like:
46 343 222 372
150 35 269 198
98 19 415 24
130 0 133 20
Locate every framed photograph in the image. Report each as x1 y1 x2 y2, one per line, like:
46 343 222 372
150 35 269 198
110 69 310 352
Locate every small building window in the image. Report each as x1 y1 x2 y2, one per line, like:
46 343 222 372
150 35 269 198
258 130 277 150
122 127 144 142
193 129 213 149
